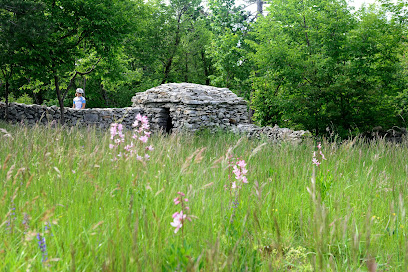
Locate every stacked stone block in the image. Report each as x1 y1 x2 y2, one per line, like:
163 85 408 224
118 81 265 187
0 83 311 143
131 83 250 132
0 102 143 130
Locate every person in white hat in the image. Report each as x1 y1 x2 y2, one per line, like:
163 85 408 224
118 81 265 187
73 88 86 109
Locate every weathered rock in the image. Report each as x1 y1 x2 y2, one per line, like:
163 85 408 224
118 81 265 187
231 124 311 144
131 83 250 132
0 102 144 130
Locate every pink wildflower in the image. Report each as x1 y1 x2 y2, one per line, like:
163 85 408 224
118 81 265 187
312 157 321 166
146 145 154 151
320 150 326 160
110 123 117 139
120 114 153 160
142 124 150 130
135 113 143 122
124 142 134 152
232 159 249 185
139 135 148 143
170 190 192 234
237 160 246 168
233 165 241 177
170 211 186 233
140 115 149 124
312 143 326 166
117 124 124 140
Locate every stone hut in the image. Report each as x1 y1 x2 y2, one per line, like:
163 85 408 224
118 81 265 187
131 83 250 132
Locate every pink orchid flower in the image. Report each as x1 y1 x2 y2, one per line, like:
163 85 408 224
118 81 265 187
170 211 186 233
139 135 148 143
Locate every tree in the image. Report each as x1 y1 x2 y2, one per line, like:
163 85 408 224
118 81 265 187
249 0 406 136
206 0 254 99
0 0 46 119
159 0 204 84
22 0 135 123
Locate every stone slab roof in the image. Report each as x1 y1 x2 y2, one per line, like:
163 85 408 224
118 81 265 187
132 83 247 106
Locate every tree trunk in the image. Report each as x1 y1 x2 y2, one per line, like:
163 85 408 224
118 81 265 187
256 0 263 17
54 75 65 125
162 58 174 84
83 77 86 92
1 67 12 121
201 51 210 85
161 12 183 84
302 15 311 52
184 52 188 82
101 83 109 107
5 80 9 121
162 52 177 84
33 91 39 104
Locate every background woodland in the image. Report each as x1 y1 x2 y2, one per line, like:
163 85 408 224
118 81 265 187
2 0 408 137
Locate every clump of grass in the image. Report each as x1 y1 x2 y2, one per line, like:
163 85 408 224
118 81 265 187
1 120 408 270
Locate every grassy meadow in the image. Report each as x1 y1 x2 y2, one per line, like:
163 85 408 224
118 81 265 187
1 121 408 271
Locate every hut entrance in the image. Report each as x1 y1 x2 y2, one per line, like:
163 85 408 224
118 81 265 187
162 108 173 133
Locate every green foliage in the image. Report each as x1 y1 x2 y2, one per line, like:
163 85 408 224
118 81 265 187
0 0 140 119
316 170 334 202
249 0 407 137
0 0 48 106
264 246 313 271
206 0 254 99
163 242 202 271
3 0 408 135
1 93 34 104
208 30 254 99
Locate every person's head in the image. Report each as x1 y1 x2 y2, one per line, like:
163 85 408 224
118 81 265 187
76 88 84 96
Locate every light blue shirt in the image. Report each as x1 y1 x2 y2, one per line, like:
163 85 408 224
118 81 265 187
73 96 86 109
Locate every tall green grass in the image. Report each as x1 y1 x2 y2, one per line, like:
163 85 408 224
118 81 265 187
1 121 408 271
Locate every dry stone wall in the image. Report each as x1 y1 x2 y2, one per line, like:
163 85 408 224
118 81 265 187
0 102 143 130
0 83 311 143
